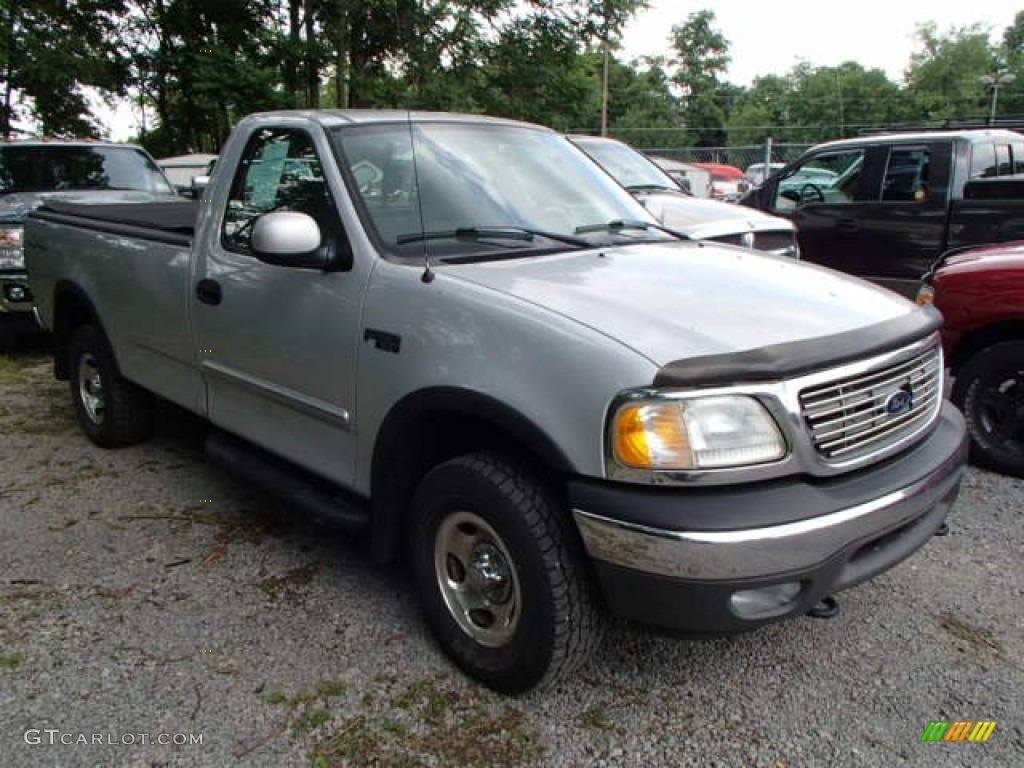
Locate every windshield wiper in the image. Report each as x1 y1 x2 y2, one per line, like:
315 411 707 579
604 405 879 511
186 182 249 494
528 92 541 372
574 219 688 240
397 226 590 248
625 184 677 193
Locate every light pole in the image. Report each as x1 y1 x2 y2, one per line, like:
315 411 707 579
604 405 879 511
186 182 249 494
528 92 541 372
979 73 1016 122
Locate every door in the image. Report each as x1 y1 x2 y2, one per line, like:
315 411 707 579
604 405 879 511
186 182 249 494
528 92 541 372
768 142 951 296
191 125 369 488
848 142 951 297
767 146 877 276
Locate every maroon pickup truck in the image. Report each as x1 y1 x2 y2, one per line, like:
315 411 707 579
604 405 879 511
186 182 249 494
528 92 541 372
919 241 1024 476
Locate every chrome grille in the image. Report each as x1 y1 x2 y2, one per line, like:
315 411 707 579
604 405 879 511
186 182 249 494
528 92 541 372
750 231 796 252
800 345 942 461
707 230 796 254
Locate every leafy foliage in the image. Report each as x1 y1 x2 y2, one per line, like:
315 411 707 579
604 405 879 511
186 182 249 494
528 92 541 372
1 2 1020 155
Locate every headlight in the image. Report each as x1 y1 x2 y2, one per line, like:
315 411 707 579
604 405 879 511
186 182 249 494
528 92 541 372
611 395 786 470
0 226 24 270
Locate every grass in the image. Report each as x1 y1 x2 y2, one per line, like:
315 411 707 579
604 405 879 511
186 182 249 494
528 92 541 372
936 611 1004 654
257 563 319 598
578 706 612 731
0 652 23 669
309 679 543 768
254 676 544 767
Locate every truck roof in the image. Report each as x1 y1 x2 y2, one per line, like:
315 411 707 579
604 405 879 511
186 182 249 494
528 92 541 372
808 128 1022 153
240 109 547 131
0 138 141 149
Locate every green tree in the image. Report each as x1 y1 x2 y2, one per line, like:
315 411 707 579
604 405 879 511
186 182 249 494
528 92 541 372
669 9 730 146
726 73 792 145
607 56 683 148
787 62 908 141
904 22 1001 119
130 0 285 155
1 0 130 137
997 11 1024 115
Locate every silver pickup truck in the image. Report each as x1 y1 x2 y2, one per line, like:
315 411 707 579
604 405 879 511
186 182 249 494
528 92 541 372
25 110 967 694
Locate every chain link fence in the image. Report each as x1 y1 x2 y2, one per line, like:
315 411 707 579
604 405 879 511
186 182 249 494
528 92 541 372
637 142 813 171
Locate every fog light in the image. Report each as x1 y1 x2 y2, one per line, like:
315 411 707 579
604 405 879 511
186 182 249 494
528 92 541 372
730 582 803 619
4 283 30 302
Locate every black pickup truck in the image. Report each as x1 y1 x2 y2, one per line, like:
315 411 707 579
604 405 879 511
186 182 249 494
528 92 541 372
741 129 1024 297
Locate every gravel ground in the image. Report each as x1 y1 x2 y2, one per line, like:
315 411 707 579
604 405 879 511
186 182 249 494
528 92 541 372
1 346 1021 768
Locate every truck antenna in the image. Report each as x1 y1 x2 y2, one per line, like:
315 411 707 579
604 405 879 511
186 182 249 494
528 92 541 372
405 111 435 284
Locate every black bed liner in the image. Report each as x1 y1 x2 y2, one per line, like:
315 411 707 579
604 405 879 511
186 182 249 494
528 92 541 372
29 198 198 247
38 198 198 235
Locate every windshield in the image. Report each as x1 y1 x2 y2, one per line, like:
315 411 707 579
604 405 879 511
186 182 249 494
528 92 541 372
572 138 679 191
0 145 175 195
331 122 668 260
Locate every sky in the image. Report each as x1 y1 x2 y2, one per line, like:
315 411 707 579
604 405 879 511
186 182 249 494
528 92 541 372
619 0 1019 86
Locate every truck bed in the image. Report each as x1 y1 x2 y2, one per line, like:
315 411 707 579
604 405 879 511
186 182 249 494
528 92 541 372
33 198 198 244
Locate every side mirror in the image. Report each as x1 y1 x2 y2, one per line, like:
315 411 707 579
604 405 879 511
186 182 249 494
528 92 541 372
191 175 211 198
251 211 330 269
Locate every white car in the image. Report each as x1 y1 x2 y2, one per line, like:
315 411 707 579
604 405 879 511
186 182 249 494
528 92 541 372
569 136 799 258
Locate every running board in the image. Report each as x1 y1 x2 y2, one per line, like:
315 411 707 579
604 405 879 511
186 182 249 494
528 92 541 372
205 430 371 533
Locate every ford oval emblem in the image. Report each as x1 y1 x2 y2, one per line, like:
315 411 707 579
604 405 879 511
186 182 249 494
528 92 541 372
885 389 913 416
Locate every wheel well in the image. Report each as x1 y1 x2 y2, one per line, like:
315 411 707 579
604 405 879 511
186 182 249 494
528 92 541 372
52 283 100 380
948 321 1024 374
369 396 574 563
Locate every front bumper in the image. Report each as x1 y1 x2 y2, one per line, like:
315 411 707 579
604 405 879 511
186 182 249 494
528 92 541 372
570 402 967 632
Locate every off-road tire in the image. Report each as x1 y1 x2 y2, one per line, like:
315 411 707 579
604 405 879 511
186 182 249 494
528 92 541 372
68 324 154 448
952 340 1024 478
411 452 602 694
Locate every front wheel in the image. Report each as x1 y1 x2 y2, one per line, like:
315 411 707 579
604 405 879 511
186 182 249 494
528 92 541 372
68 324 154 448
411 453 601 694
952 341 1024 478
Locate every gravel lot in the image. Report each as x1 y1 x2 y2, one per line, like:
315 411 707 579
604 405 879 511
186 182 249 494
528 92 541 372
1 345 1021 768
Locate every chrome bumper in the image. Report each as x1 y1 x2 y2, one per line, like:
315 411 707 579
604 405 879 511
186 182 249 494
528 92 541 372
573 407 966 583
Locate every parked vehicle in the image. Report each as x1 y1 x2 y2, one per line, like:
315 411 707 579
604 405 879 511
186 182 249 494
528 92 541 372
156 152 218 195
741 129 1024 297
693 162 749 200
569 135 798 257
745 162 786 187
0 139 178 349
647 154 713 197
918 241 1024 477
26 110 966 693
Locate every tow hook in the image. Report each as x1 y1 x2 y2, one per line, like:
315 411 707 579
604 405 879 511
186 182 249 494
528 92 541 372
807 595 840 619
934 522 950 537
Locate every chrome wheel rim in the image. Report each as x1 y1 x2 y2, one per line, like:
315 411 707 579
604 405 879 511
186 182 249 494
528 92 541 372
434 510 521 648
77 352 105 425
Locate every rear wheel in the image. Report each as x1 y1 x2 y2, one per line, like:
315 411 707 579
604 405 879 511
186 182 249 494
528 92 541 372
68 324 154 448
952 341 1024 478
411 452 601 694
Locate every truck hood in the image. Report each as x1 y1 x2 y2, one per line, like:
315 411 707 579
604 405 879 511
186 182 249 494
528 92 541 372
0 190 179 224
634 189 794 239
443 241 916 367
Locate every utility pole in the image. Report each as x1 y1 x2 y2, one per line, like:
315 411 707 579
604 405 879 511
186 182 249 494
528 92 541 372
980 73 1016 123
836 71 844 137
601 38 610 136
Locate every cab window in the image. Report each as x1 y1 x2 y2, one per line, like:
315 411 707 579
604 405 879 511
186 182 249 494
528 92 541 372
773 150 863 210
222 128 333 253
1012 142 1024 174
881 147 930 202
